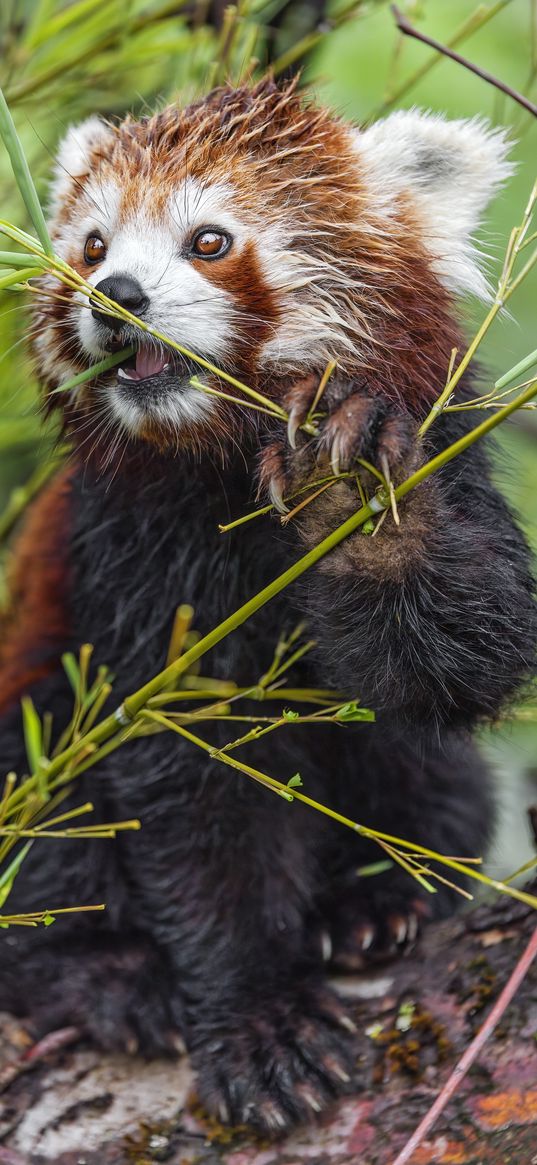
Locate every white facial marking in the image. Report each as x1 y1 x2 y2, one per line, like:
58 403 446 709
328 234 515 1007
108 382 213 437
72 184 235 366
51 174 260 432
169 178 248 244
49 118 115 220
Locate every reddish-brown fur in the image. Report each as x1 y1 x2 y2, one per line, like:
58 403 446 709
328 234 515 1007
2 79 536 1142
33 78 464 467
0 469 72 714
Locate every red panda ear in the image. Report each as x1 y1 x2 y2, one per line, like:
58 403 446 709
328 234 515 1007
354 110 513 299
49 116 115 220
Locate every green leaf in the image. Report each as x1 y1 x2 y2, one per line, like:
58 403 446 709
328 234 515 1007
62 652 81 694
356 859 393 878
0 841 33 907
283 709 300 720
396 1001 416 1033
0 86 53 255
21 696 43 771
0 266 43 288
42 912 55 926
336 702 375 722
52 348 134 395
35 757 51 802
0 250 46 267
78 643 94 702
287 773 303 788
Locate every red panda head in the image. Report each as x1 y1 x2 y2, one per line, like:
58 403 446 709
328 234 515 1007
34 78 511 459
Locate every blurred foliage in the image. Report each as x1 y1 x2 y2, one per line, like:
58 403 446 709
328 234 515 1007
0 0 536 868
0 1 535 514
0 0 376 505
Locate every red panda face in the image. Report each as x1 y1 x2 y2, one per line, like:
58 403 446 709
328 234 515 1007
33 80 510 459
71 176 274 437
37 166 286 447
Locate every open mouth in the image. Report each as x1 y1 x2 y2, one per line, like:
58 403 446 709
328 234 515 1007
107 341 212 433
113 344 201 398
117 346 171 384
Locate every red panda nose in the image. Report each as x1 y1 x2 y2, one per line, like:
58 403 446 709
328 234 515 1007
91 274 149 329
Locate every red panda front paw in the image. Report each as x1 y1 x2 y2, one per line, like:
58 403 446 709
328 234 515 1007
259 376 417 513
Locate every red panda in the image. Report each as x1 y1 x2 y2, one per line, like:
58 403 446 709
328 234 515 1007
0 79 534 1135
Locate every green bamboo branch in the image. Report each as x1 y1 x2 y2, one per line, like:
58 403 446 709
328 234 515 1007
50 348 134 395
4 366 537 831
3 1 194 105
495 347 537 390
0 251 46 268
0 903 105 927
148 686 343 707
1 64 537 919
419 180 537 437
0 87 53 255
141 710 537 911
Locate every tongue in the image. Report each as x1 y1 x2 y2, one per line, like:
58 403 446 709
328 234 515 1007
133 348 168 380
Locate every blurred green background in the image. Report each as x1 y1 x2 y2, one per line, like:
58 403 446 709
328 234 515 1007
0 0 536 874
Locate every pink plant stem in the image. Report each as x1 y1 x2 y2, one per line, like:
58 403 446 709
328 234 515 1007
0 1025 80 1092
391 924 537 1165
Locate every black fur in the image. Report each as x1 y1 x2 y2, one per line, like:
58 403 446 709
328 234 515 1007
0 398 535 1133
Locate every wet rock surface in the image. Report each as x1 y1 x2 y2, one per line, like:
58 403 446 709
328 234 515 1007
1 894 536 1165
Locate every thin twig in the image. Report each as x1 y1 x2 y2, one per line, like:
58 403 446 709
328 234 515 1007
0 1026 80 1093
392 4 537 118
391 924 537 1165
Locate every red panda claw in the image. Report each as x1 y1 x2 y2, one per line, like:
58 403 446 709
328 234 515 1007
330 436 341 478
269 478 289 514
287 407 301 450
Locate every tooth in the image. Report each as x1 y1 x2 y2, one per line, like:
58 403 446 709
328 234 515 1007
118 368 135 380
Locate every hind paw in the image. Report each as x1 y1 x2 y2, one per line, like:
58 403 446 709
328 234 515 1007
191 981 356 1135
316 882 434 972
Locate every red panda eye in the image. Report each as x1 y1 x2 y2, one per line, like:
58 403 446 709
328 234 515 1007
191 229 230 259
84 234 106 264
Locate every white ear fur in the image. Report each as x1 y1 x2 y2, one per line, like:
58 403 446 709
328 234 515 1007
355 110 514 299
49 116 114 218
